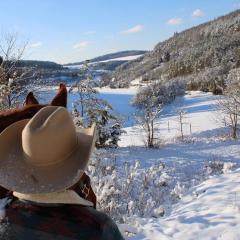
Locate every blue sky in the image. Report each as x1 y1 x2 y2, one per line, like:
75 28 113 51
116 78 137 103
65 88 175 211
0 0 239 64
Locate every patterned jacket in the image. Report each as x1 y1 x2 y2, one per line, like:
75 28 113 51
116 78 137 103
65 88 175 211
0 198 124 240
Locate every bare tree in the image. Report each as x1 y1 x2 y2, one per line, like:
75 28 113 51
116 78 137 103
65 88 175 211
75 62 99 118
0 32 30 109
135 104 162 148
218 95 239 139
218 68 240 139
132 84 162 148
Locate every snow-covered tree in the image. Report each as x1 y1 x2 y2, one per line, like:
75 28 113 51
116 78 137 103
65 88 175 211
132 80 185 147
132 84 162 148
72 62 124 148
87 149 172 222
218 68 240 139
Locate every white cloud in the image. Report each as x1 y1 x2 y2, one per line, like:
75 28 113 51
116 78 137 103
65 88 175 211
167 18 183 26
73 41 90 50
29 41 42 48
192 9 205 18
121 25 144 34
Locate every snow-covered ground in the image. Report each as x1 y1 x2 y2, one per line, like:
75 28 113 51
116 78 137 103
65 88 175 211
96 86 138 95
120 91 221 146
124 169 240 240
115 91 240 239
36 86 138 127
33 86 240 239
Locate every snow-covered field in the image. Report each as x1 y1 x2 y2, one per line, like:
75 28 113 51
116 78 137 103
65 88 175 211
33 86 240 239
115 91 240 239
120 91 221 146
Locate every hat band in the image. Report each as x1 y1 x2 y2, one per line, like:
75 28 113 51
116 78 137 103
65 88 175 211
22 137 79 167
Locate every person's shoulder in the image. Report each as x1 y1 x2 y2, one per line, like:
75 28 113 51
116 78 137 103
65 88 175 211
75 206 115 227
83 207 125 240
85 206 111 222
68 205 109 223
6 201 124 240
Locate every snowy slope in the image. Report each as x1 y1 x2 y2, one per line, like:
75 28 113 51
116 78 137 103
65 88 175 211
113 91 240 239
93 54 143 63
66 54 143 69
125 169 240 240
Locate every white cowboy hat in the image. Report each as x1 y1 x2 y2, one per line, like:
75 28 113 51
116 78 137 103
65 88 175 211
0 106 96 194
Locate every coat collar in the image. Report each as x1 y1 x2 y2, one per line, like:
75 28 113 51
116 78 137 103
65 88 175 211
13 190 93 207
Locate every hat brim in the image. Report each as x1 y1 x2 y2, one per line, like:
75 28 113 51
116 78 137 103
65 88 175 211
0 119 96 194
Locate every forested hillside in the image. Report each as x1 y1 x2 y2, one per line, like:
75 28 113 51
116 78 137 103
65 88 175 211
107 10 240 91
16 60 63 70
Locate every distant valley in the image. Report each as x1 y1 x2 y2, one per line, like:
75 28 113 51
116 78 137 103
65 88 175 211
21 50 147 86
64 50 147 72
21 10 240 91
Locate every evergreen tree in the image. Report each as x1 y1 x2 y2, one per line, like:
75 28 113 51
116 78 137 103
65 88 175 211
72 62 124 148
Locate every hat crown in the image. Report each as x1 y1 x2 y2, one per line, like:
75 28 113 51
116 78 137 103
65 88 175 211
22 107 77 166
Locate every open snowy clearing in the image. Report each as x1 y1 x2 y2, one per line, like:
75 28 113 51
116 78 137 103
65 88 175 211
113 91 240 239
115 92 239 203
120 91 222 146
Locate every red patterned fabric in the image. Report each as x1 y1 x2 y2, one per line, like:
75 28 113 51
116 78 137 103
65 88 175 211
1 198 124 240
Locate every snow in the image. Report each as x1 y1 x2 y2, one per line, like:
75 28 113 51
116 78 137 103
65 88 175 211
66 54 143 69
94 54 143 63
66 64 83 69
130 77 143 86
37 85 138 95
119 91 221 146
0 198 11 220
113 90 240 239
96 86 138 95
13 86 240 239
36 86 138 127
71 88 239 239
125 169 240 239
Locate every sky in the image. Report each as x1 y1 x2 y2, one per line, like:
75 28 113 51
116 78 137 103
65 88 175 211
0 0 239 64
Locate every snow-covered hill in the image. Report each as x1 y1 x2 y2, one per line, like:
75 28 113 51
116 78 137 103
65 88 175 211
66 54 144 70
111 10 240 89
65 50 146 71
92 54 144 63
